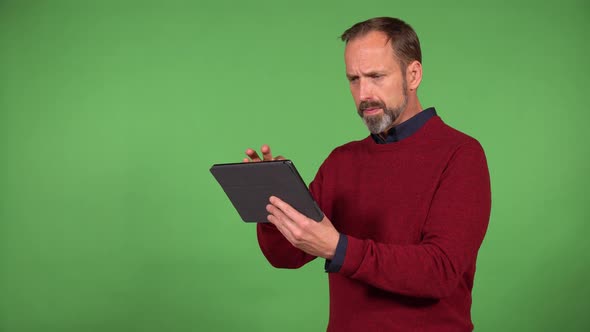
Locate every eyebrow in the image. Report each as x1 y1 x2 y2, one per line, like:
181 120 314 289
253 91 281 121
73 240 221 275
346 71 386 80
365 71 385 77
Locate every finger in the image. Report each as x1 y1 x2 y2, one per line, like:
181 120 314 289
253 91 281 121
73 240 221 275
268 216 297 245
261 144 273 161
275 155 286 160
266 203 288 224
242 158 250 163
269 196 308 225
266 203 296 231
245 148 262 162
266 206 292 234
267 206 298 242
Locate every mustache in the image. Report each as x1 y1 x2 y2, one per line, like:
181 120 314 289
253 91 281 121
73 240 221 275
358 100 385 112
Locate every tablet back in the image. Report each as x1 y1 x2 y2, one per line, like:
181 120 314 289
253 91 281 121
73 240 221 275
210 160 324 222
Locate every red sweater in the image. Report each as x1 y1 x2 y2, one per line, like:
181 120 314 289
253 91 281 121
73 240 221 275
257 116 491 331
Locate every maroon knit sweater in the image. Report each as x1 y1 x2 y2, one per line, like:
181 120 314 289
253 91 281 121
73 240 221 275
257 116 491 331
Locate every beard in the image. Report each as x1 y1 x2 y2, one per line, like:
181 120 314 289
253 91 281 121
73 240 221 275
357 82 409 134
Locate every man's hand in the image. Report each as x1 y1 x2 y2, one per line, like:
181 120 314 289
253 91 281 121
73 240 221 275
243 144 285 162
266 196 340 260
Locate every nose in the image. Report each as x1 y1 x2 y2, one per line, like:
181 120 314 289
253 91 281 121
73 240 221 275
359 78 373 102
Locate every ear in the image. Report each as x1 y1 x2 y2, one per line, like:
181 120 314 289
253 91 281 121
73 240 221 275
405 60 423 91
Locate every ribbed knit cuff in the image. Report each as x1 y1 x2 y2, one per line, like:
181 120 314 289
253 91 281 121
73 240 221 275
338 235 366 277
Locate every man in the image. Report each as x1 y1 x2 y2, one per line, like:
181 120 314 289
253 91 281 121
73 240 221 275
243 17 491 332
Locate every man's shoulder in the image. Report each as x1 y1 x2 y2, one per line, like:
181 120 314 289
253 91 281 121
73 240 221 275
325 137 371 160
429 117 484 151
333 137 369 153
314 137 368 169
320 116 486 161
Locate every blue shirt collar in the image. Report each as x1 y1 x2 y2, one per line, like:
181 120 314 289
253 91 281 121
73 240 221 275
371 107 437 144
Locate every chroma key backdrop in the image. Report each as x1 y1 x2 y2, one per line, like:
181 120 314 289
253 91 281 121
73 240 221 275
1 1 588 331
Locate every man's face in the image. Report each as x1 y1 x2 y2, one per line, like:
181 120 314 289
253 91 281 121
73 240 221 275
344 31 408 134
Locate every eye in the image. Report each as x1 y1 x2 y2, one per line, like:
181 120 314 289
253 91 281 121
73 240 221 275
348 77 358 83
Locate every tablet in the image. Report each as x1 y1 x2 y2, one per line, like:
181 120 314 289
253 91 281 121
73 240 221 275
210 160 324 223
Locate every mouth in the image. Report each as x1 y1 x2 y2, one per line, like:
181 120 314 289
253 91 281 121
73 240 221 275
363 107 382 116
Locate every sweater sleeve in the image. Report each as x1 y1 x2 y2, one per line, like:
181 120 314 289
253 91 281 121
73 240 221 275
337 141 491 299
256 162 325 269
256 223 317 268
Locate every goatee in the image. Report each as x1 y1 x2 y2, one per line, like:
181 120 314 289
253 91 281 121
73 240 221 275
358 91 408 134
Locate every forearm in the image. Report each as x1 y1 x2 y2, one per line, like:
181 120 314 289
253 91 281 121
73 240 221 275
337 236 480 299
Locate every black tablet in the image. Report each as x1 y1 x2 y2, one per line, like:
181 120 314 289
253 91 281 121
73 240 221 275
210 160 324 223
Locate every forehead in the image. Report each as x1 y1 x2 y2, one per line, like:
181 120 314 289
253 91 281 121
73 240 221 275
344 31 399 69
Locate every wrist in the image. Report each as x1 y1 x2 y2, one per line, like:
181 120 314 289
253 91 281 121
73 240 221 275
325 232 340 259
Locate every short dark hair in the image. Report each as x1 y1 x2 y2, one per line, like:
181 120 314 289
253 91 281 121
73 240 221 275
341 17 422 69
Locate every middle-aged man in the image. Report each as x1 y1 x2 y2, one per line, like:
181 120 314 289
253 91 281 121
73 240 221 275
243 17 491 332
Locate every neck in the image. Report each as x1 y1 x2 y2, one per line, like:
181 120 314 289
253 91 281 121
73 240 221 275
383 94 422 133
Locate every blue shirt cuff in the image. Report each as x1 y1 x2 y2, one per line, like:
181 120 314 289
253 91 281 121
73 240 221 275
324 234 348 273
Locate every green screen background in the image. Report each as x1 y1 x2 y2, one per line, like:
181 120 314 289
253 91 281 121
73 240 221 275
1 1 588 331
